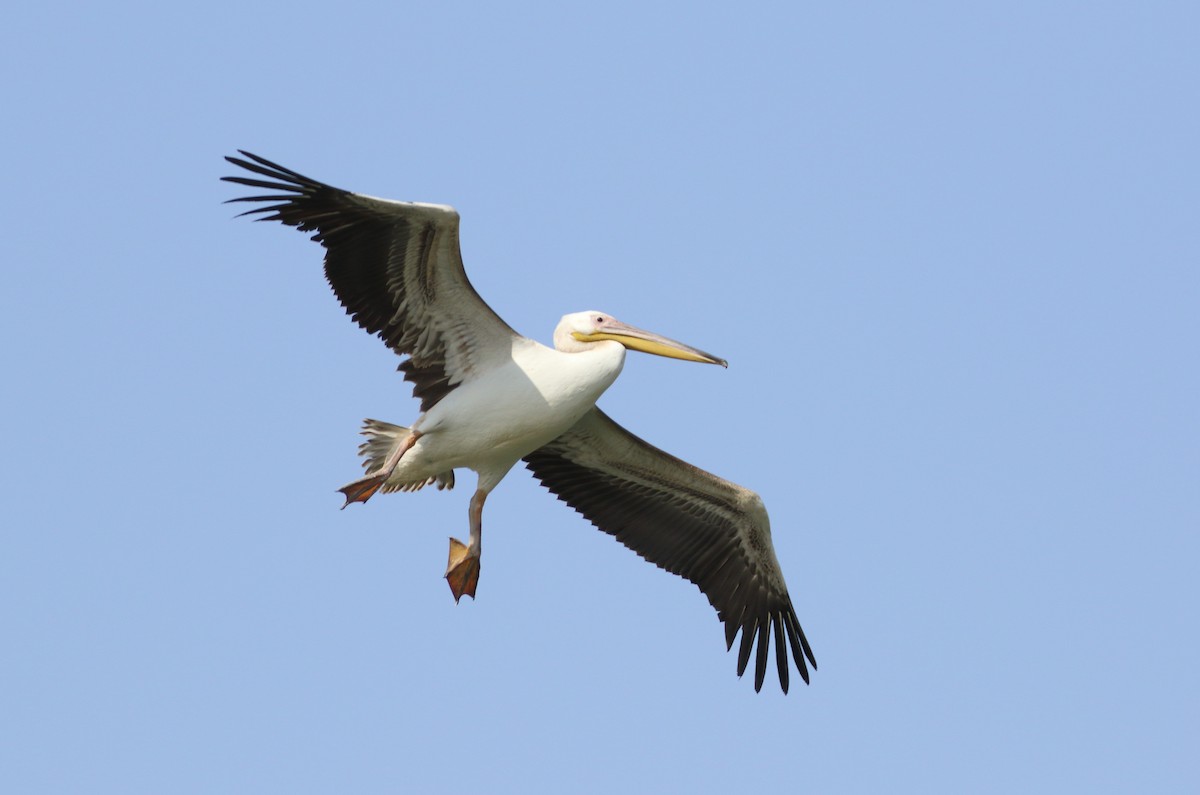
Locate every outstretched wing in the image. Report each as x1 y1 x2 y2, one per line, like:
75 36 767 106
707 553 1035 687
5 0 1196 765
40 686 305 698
523 409 816 693
222 151 520 411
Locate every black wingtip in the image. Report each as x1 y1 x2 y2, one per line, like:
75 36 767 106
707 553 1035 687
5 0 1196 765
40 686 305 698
774 618 790 695
736 619 756 678
729 607 817 693
222 150 324 190
753 620 770 692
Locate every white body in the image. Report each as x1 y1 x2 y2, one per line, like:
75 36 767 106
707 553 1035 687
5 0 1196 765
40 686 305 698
400 337 627 491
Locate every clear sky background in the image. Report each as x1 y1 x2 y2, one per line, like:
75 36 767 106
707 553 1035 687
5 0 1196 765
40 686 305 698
2 2 1197 793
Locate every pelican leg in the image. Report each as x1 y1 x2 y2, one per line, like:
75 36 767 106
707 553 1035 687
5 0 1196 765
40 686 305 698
445 489 486 602
337 429 421 508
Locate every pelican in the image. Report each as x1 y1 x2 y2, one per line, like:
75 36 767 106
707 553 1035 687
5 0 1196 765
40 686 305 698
222 151 816 692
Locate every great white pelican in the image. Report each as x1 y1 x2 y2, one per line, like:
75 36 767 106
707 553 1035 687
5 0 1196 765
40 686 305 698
222 152 816 692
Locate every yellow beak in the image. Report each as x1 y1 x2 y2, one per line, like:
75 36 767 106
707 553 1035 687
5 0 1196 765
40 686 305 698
573 321 727 367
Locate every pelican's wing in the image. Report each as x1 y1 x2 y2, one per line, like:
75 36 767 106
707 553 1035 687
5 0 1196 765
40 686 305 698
523 408 816 693
222 151 519 411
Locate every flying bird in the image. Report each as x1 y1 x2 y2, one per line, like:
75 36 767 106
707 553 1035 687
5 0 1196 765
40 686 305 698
222 151 816 692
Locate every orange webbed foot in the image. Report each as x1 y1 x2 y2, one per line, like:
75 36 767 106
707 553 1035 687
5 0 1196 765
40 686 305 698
338 474 385 508
444 537 480 603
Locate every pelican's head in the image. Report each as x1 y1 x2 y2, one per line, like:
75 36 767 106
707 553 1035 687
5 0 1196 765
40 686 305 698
553 311 728 367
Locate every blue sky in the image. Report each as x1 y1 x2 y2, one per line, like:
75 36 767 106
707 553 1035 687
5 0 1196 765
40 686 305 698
3 2 1197 792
